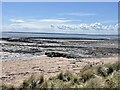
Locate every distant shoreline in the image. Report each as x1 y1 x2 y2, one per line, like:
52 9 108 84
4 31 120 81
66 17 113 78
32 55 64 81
1 32 118 40
1 37 110 40
2 31 118 36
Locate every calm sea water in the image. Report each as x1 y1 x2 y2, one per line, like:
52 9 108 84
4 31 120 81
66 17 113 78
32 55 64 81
1 32 118 39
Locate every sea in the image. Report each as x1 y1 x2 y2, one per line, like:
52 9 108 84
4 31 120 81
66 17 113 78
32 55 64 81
1 32 119 39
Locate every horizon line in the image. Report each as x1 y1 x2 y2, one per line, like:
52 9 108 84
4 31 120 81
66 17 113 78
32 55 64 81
2 31 118 36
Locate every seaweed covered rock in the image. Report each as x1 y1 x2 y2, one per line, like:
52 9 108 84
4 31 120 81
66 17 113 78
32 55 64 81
45 52 76 58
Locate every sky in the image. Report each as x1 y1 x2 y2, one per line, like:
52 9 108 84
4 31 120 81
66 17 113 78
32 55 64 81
2 2 118 35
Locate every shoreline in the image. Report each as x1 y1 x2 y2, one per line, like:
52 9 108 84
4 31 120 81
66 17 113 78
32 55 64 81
1 37 119 87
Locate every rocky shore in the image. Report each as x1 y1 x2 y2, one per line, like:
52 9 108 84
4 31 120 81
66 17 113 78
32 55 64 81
1 37 119 60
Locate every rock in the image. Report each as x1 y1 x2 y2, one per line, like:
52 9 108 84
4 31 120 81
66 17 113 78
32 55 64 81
0 76 11 80
70 61 76 64
45 51 76 58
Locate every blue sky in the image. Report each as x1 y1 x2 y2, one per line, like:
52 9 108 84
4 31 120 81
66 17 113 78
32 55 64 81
2 2 118 34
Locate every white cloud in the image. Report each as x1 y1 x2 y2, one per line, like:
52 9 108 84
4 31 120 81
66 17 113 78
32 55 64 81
39 19 72 23
3 18 118 35
9 19 25 23
25 18 74 23
59 13 96 16
51 23 117 31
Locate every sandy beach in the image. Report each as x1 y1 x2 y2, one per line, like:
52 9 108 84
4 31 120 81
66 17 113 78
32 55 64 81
1 56 118 86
